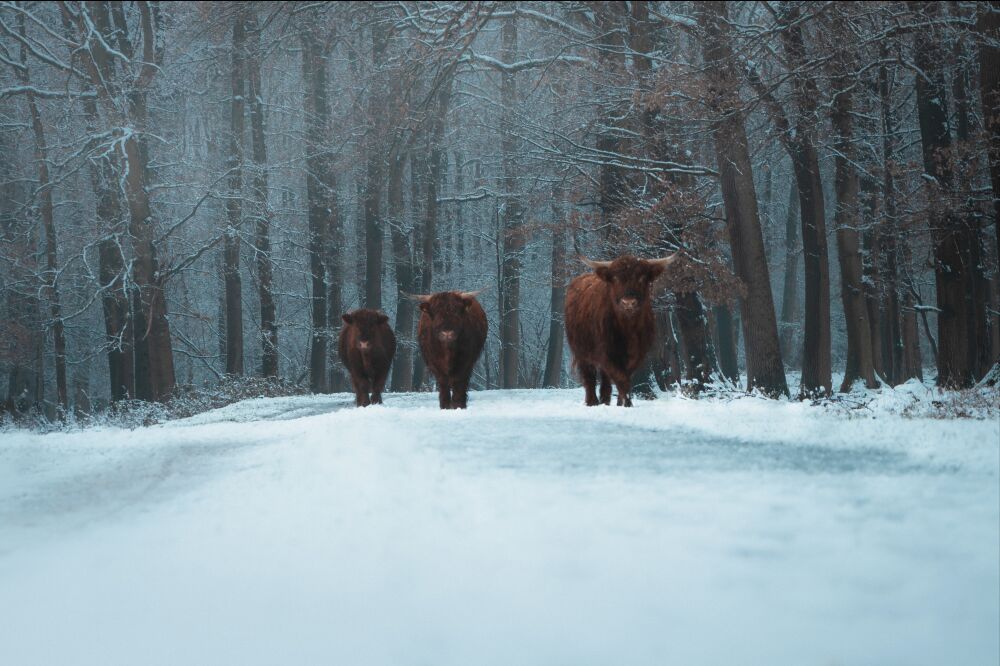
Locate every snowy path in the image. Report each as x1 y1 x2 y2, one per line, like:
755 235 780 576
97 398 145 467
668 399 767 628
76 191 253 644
1 390 997 665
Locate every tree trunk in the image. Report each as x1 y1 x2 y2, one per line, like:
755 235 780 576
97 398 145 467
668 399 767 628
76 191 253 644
302 29 335 393
831 80 876 391
224 13 246 376
912 1 971 388
713 304 739 384
17 27 67 412
674 292 714 392
977 2 1000 262
879 59 908 384
697 1 788 397
364 21 388 310
499 10 522 389
247 13 277 379
779 181 800 365
542 194 566 388
389 150 415 392
953 34 992 379
779 4 831 398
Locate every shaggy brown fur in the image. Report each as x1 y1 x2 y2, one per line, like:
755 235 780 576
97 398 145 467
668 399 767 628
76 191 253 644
338 309 396 407
416 291 487 409
564 255 671 407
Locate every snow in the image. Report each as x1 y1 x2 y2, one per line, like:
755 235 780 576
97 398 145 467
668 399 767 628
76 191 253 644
1 388 997 665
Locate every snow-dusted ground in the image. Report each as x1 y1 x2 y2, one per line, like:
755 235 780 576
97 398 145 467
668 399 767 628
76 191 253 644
1 388 997 665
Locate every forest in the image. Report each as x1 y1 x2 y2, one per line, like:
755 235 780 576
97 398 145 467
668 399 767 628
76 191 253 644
1 0 998 419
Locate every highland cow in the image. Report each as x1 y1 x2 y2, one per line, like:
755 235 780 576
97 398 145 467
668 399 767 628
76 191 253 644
564 254 677 407
414 291 487 409
338 309 396 407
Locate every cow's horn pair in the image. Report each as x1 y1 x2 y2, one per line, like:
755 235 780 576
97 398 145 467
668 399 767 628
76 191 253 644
580 253 679 270
404 290 482 302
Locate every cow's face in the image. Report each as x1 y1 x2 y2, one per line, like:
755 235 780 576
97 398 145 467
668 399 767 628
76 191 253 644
342 310 388 351
418 291 480 346
586 255 677 318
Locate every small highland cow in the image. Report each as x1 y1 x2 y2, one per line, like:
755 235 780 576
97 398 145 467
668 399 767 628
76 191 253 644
413 291 487 409
338 309 396 407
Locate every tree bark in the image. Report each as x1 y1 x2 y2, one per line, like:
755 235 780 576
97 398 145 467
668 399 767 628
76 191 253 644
713 304 739 384
831 77 876 391
302 28 335 393
364 20 388 310
499 10 522 389
778 182 800 364
912 1 972 388
389 150 415 392
247 12 277 379
697 1 788 397
977 2 1000 262
879 59 910 384
224 13 246 377
542 193 566 388
17 21 67 412
778 4 832 398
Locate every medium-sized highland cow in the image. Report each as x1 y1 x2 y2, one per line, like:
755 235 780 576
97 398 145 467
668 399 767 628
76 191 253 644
564 254 677 407
338 309 396 407
413 291 487 409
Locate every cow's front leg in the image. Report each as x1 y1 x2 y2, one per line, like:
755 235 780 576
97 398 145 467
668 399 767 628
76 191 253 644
371 373 387 405
451 377 470 409
599 371 613 405
612 373 632 407
580 364 599 406
353 376 372 407
437 379 453 410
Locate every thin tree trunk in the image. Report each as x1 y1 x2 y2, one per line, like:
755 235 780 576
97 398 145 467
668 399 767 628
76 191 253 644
499 10 522 389
542 193 566 388
364 21 388 310
697 1 788 397
224 13 246 376
779 182 800 364
17 24 67 412
831 78 876 391
714 304 739 384
879 59 908 384
389 149 415 392
302 28 334 393
247 13 277 379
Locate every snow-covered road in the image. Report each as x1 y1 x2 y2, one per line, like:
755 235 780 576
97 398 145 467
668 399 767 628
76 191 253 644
1 389 997 665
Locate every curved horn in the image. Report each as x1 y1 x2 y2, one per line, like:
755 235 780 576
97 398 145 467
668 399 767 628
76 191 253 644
402 291 432 303
458 290 482 300
647 252 680 269
580 256 612 270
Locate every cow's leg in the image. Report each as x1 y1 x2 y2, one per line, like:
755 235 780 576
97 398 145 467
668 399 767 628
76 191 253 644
371 372 387 405
452 376 470 409
437 379 453 410
580 364 599 406
611 372 632 407
599 371 613 405
353 375 372 407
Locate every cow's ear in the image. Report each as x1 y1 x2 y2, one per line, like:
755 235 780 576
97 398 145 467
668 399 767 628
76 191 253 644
647 264 666 280
341 313 353 325
377 312 389 325
595 266 613 282
418 302 431 314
